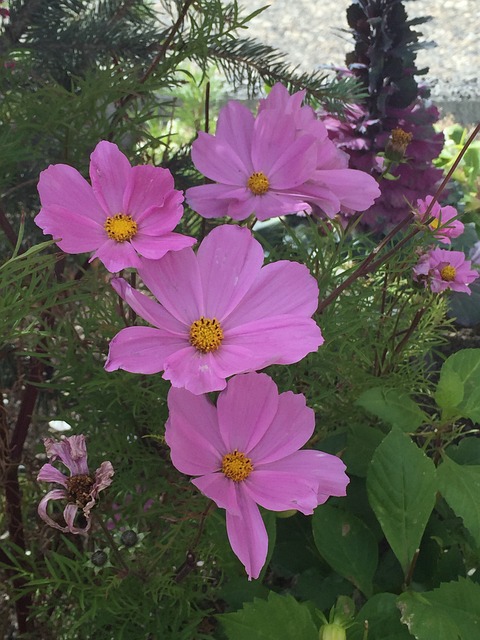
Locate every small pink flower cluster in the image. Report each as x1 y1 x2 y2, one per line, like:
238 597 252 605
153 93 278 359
412 196 479 295
34 84 359 578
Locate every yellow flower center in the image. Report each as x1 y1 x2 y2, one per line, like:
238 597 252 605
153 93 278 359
189 316 224 353
247 172 270 196
429 218 440 230
221 450 253 482
440 265 456 282
390 127 413 151
104 214 138 242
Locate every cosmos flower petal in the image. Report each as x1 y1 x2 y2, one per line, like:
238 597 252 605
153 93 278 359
226 490 268 580
247 391 315 464
136 189 184 230
244 470 319 515
44 435 89 475
215 101 255 172
123 164 177 215
163 348 228 395
110 277 185 332
268 134 317 189
216 373 279 453
185 183 249 219
138 248 204 324
105 326 187 374
89 141 131 215
90 237 142 272
166 388 224 475
37 463 68 487
251 110 297 174
34 205 106 253
191 131 249 185
130 232 196 260
63 503 89 534
192 473 241 516
226 315 323 366
197 225 264 320
224 260 319 328
37 164 105 223
38 489 70 532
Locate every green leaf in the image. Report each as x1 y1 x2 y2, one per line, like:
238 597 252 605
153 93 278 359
437 455 480 547
218 592 318 640
434 369 464 413
447 438 480 465
349 593 413 640
397 578 480 640
312 504 378 597
356 387 427 432
367 428 437 575
436 349 480 421
344 424 385 477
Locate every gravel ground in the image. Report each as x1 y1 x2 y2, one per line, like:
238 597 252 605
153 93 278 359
239 0 480 119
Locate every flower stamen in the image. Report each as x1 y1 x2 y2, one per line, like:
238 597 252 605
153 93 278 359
440 265 456 282
247 172 269 196
221 450 253 482
104 214 138 242
189 317 224 353
66 474 94 507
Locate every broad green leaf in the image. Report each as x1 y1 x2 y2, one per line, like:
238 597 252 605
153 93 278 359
349 593 413 640
356 387 427 432
218 592 318 640
434 369 464 412
344 424 385 477
447 438 480 465
398 578 480 640
367 428 437 575
436 349 480 421
437 455 480 547
312 504 378 597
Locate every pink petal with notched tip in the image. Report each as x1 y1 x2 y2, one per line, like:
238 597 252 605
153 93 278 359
191 131 250 185
225 314 323 366
196 225 264 321
223 260 319 328
136 190 184 231
37 164 105 223
243 468 319 515
216 372 279 454
123 164 176 216
215 102 255 173
35 205 106 253
165 387 224 475
192 473 241 516
131 231 195 260
138 247 204 325
247 391 315 465
89 141 131 215
186 183 249 219
90 237 142 272
163 347 228 395
226 489 268 580
105 326 187 374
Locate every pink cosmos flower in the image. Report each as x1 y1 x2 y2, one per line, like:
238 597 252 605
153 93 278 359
413 247 479 294
37 435 114 535
105 224 323 394
185 84 379 221
35 140 195 272
416 196 464 245
165 372 349 579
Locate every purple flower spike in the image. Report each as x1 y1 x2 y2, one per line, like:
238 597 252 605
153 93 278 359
165 372 349 579
37 435 114 535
